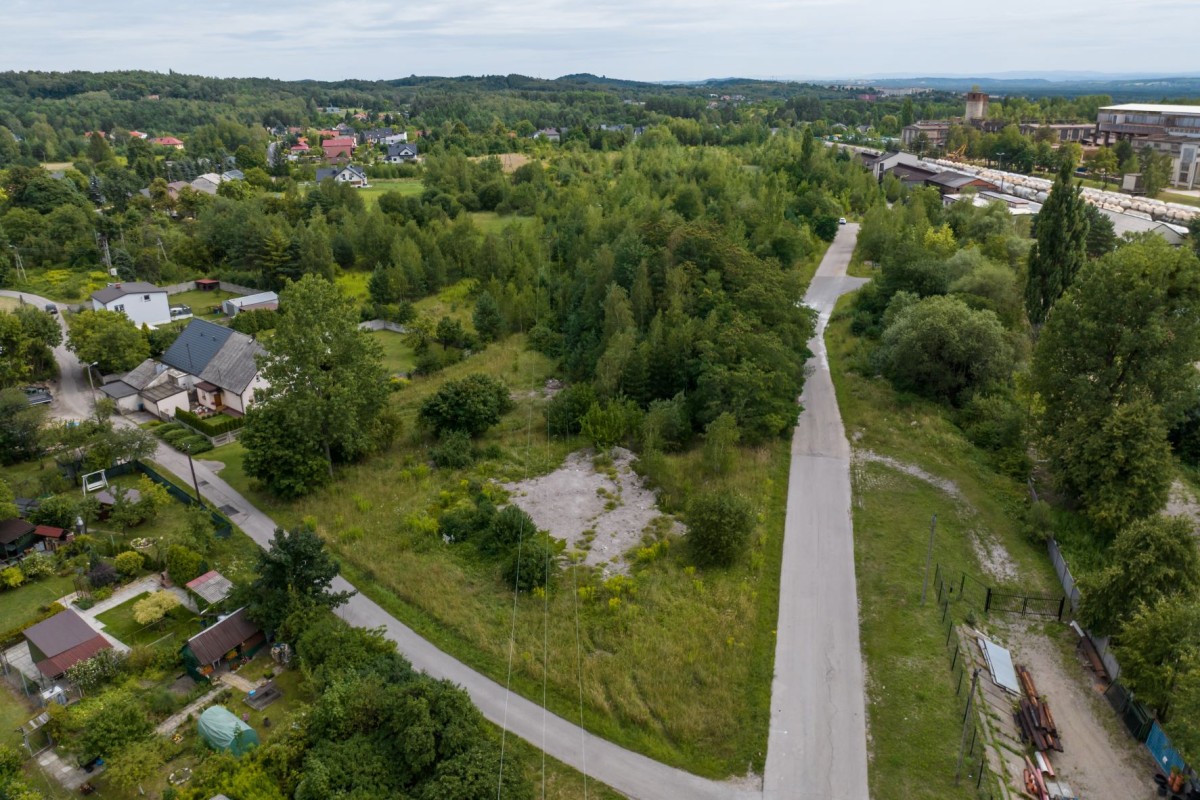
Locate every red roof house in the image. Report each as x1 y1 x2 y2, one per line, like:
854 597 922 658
151 136 185 149
321 136 356 162
23 610 111 679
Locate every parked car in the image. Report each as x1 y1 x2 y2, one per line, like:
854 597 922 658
44 303 58 315
838 217 848 225
23 386 52 406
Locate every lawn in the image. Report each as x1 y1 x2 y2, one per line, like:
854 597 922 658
358 178 424 208
163 287 240 318
204 332 791 778
94 592 202 648
367 329 416 374
825 292 1058 797
469 210 534 233
335 270 370 303
0 575 76 629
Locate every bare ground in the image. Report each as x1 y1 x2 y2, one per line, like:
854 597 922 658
1165 478 1200 526
987 620 1158 800
502 447 682 575
852 450 1019 583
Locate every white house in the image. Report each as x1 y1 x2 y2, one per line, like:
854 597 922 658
99 358 189 419
385 143 418 163
314 165 368 187
90 282 172 328
160 319 268 415
221 291 279 317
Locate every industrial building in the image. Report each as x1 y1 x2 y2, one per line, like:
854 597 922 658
1096 103 1200 190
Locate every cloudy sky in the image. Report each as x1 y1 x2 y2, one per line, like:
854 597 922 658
1 0 1196 82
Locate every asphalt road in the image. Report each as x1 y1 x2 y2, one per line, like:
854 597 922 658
0 290 92 420
764 225 871 800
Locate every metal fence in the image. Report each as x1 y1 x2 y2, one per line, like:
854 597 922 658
103 460 232 538
1046 538 1082 612
358 319 409 333
934 563 1066 621
937 596 998 796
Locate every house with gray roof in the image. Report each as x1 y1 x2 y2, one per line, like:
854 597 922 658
385 143 418 163
315 164 367 186
91 282 172 327
100 357 189 418
160 319 267 415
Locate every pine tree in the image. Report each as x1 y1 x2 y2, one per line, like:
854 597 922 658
1024 160 1090 325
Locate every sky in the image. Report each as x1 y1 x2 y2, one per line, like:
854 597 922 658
1 0 1197 83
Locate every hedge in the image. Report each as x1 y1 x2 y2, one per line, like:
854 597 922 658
0 602 65 649
162 429 191 445
178 436 212 454
175 408 245 437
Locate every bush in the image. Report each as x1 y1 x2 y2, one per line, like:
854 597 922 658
430 429 476 469
114 550 145 578
20 552 54 580
29 494 80 529
688 491 754 568
87 561 119 588
175 408 244 437
419 373 514 437
478 505 537 556
640 394 691 452
0 602 65 648
501 534 558 592
165 544 204 585
1 566 24 590
161 428 191 445
545 383 597 437
177 435 212 454
580 399 642 450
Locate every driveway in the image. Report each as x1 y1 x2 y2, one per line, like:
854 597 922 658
764 225 871 800
0 290 93 420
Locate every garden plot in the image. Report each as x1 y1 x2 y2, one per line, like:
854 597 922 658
503 447 682 574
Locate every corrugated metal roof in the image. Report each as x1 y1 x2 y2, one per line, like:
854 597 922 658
142 380 187 403
0 518 34 545
1101 103 1200 116
100 381 139 400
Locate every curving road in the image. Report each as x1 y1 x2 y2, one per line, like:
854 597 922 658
765 225 870 800
0 290 93 420
19 225 872 799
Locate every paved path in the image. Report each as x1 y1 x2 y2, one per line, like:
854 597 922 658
155 686 226 735
764 225 871 800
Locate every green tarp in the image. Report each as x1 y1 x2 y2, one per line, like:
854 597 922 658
197 705 259 755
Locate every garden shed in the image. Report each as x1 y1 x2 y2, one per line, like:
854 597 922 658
180 608 264 680
197 706 258 755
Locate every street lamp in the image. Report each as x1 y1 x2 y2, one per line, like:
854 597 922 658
994 151 1007 194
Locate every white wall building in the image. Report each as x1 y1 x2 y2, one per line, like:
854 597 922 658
90 282 172 327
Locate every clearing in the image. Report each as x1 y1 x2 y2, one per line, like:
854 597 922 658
504 447 683 575
470 152 532 173
367 329 416 375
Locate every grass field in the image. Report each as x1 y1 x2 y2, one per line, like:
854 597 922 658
205 332 791 778
359 178 424 208
0 575 75 629
470 210 534 233
164 287 239 317
335 270 370 303
94 592 202 648
826 293 1057 798
0 296 21 312
367 329 415 374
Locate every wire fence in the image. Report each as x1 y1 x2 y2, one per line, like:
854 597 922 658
936 595 999 798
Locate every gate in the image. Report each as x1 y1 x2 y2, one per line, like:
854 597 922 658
984 589 1066 620
1145 722 1187 775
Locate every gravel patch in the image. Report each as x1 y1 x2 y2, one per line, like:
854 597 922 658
502 447 682 575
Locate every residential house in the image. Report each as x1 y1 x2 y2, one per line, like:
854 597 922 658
379 132 409 146
91 282 172 327
160 319 267 415
533 128 561 141
151 136 185 149
860 150 923 181
385 143 418 163
23 609 112 679
321 135 356 162
362 127 399 144
890 163 939 187
221 169 245 182
128 130 149 139
191 173 223 195
315 165 368 186
221 291 279 316
322 106 342 114
289 140 311 160
181 608 265 680
0 518 35 559
100 358 190 419
334 122 355 135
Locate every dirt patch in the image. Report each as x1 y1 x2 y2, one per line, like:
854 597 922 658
853 449 963 499
469 152 531 173
993 621 1158 799
970 528 1020 584
1165 479 1200 526
502 447 681 575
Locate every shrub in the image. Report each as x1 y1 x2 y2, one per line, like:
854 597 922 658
0 602 64 649
165 544 204 585
545 383 597 437
29 494 80 529
133 590 181 626
20 552 54 580
64 648 124 691
430 429 476 469
688 491 754 568
114 550 145 578
419 373 514 437
478 505 537 556
87 561 119 588
175 408 244 437
640 394 691 452
1 566 24 590
93 586 113 602
440 499 496 544
580 399 642 450
502 534 558 592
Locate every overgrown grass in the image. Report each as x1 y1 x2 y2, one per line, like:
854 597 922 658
469 211 534 233
358 178 424 208
0 296 22 312
14 268 112 302
367 329 415 374
826 293 1059 797
94 592 201 648
205 333 790 777
335 270 370 303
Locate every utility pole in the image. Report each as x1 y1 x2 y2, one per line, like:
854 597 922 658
921 513 937 604
85 362 103 424
956 668 981 783
185 443 205 509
